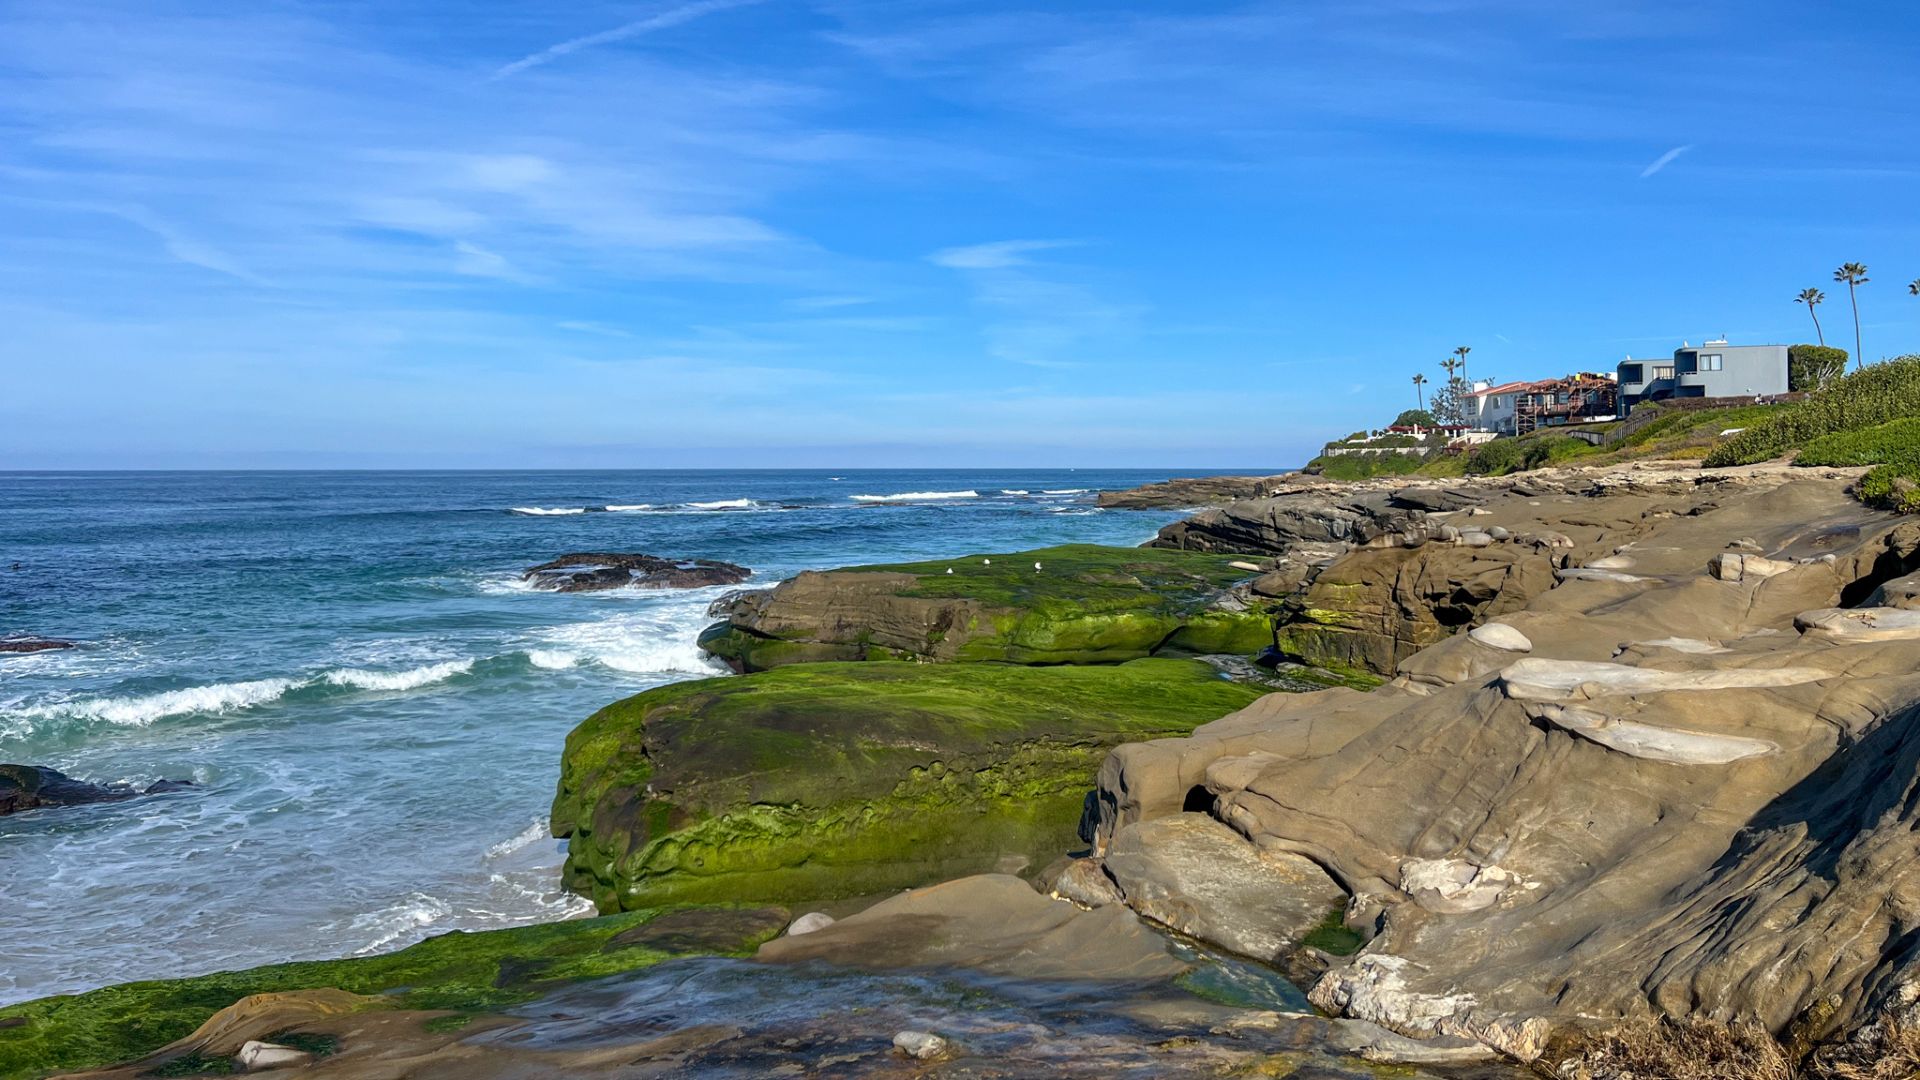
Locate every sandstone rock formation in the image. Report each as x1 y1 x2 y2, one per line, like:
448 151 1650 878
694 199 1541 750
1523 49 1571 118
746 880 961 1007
522 553 750 592
1078 471 1920 1061
698 544 1276 671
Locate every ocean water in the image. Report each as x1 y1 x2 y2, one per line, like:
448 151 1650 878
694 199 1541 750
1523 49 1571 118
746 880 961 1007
0 470 1205 1005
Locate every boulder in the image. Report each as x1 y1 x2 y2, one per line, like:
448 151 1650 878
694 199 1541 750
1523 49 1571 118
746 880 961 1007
236 1040 312 1070
697 544 1276 672
784 912 835 936
551 659 1268 911
522 553 750 593
1467 624 1532 652
1101 813 1346 962
0 765 193 816
892 1031 950 1060
1274 544 1556 677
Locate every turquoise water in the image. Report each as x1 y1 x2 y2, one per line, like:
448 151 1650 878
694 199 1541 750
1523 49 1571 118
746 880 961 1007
0 470 1203 1004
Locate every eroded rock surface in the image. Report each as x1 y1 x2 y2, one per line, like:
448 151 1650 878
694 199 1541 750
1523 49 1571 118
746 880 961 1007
1088 469 1920 1059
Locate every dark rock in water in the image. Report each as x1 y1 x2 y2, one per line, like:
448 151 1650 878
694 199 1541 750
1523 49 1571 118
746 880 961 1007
0 765 195 816
522 553 750 593
0 635 76 654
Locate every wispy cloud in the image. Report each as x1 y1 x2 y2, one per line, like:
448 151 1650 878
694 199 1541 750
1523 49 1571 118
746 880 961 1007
1639 144 1694 179
92 203 264 284
489 0 768 81
928 239 1076 270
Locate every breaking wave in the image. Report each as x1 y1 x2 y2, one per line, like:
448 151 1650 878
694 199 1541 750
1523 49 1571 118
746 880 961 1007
321 659 474 692
509 506 587 516
8 677 300 731
850 490 980 503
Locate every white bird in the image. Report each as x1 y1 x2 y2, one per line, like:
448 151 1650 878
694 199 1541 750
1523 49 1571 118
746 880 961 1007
946 568 954 574
1034 562 1043 572
982 558 991 565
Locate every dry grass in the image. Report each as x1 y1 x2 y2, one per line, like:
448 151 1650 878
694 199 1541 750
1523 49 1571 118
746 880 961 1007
1560 1017 1792 1080
1557 1010 1920 1080
1811 1011 1920 1080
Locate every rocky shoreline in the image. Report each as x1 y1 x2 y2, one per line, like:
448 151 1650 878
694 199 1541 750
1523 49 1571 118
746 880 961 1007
11 458 1920 1078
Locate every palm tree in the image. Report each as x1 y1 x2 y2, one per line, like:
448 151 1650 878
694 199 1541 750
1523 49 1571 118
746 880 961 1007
1453 345 1472 390
1412 373 1428 411
1796 288 1826 346
1438 357 1461 424
1834 262 1869 369
1909 278 1919 297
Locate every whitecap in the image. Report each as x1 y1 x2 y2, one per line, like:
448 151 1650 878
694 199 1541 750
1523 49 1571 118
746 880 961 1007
602 504 653 512
1041 488 1089 495
526 602 728 677
509 506 586 516
684 499 755 511
524 649 578 670
321 659 474 692
1000 489 1030 496
11 677 299 730
849 490 980 503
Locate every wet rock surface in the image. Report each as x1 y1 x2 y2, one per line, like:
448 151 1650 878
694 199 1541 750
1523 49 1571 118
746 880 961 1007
0 764 193 816
523 552 750 592
0 635 75 654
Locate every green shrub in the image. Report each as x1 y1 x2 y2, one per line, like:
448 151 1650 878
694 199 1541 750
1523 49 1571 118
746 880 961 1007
1392 409 1438 428
1788 345 1849 391
1308 451 1428 481
1704 356 1920 467
1792 417 1920 468
1859 464 1920 514
1463 434 1597 476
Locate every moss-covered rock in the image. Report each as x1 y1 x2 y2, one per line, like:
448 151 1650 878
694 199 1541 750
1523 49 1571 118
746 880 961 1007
0 906 787 1080
698 544 1277 671
551 659 1270 912
1275 543 1555 676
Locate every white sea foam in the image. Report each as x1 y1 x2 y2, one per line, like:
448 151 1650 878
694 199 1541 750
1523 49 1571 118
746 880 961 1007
603 504 653 512
1042 488 1089 495
509 506 586 516
526 600 728 677
849 490 980 503
322 659 473 692
1001 489 1030 495
345 892 454 955
485 818 552 860
12 677 299 730
684 499 755 511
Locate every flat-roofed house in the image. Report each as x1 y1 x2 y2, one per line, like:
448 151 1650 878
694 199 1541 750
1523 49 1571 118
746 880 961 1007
1617 340 1789 409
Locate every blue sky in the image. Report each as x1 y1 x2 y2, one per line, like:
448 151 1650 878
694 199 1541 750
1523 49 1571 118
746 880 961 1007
3 0 1917 469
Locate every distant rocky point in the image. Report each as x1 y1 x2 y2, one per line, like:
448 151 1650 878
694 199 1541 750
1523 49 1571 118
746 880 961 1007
522 553 751 593
1095 474 1297 509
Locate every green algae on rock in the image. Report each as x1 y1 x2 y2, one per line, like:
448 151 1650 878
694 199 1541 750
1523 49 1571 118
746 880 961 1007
698 543 1278 671
551 658 1270 912
0 906 788 1080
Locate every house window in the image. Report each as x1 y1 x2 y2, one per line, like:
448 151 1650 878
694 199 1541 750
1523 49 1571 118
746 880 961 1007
1700 353 1723 371
1620 363 1644 384
1655 366 1675 380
